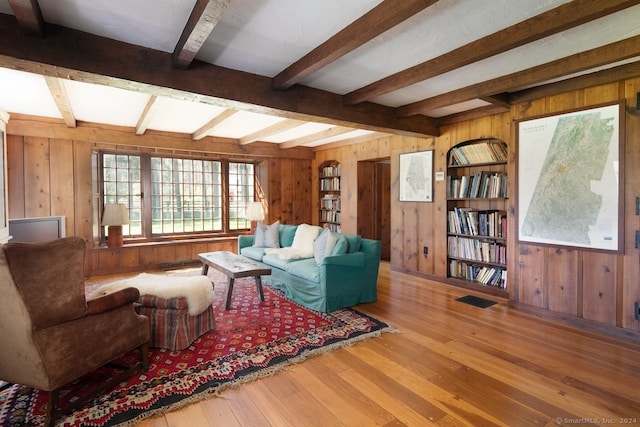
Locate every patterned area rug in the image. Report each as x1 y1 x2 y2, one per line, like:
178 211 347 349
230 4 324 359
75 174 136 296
0 270 393 426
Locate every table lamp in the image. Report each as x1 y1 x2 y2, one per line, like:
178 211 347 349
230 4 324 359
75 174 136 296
101 203 130 247
245 201 265 233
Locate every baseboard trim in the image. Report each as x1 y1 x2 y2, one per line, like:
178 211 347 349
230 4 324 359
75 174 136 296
509 300 640 346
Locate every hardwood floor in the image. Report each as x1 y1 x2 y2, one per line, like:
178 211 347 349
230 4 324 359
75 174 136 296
136 261 640 427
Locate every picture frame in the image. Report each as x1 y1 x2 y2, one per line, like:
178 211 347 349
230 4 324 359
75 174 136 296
399 150 433 202
517 102 623 252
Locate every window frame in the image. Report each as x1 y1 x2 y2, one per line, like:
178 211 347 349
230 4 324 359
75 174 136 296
98 150 258 244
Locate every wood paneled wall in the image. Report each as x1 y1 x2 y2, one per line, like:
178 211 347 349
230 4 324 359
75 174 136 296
508 80 640 336
6 75 640 338
6 116 313 276
315 78 640 339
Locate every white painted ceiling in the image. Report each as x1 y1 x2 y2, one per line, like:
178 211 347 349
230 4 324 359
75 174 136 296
0 0 639 148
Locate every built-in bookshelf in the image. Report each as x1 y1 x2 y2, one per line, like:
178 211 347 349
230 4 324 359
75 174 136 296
319 161 341 232
446 138 508 296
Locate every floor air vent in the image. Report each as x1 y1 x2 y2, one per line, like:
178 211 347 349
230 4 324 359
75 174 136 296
455 295 497 309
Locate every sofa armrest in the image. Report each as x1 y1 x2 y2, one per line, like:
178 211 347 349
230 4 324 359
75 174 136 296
86 287 140 315
238 235 255 252
322 252 365 268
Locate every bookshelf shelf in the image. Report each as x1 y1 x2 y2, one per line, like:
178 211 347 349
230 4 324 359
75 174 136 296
319 161 341 232
446 138 509 294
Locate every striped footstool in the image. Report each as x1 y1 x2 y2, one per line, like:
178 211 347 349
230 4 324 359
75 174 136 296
137 294 215 351
90 272 216 351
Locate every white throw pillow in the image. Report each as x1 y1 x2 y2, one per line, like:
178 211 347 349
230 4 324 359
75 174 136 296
313 228 338 266
253 220 280 248
291 223 323 250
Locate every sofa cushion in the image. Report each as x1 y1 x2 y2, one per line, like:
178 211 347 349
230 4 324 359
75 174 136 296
286 258 321 283
279 224 298 247
240 246 265 262
262 253 300 270
254 220 280 248
313 228 338 266
332 233 348 256
344 234 362 253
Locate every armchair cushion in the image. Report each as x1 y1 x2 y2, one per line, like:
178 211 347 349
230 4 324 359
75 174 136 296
4 237 87 329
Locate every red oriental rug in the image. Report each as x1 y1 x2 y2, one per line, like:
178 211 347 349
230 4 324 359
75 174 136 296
0 270 393 426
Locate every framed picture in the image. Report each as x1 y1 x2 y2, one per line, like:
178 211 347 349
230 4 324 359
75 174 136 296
517 102 623 252
399 150 433 202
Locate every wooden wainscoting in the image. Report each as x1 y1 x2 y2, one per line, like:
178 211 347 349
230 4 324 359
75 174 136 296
86 237 238 276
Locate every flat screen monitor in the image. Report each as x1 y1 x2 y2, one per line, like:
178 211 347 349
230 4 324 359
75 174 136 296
8 216 66 243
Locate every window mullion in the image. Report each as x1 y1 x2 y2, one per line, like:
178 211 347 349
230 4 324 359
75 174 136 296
222 161 229 233
141 154 153 238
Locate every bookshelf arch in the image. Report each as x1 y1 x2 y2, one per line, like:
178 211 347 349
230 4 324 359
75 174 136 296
446 138 509 297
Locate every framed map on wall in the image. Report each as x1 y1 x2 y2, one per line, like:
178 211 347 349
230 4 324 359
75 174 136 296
399 150 433 202
517 102 623 252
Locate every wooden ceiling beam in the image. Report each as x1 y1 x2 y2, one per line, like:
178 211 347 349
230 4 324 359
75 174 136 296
479 94 511 109
173 0 230 69
397 35 640 117
437 105 510 126
43 76 76 128
312 131 390 152
0 14 438 137
279 126 354 149
509 60 640 104
344 0 640 106
8 0 45 37
135 95 157 135
239 119 303 145
271 0 438 90
192 108 237 140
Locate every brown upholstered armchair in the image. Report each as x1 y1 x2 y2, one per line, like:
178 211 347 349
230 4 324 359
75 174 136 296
0 237 150 427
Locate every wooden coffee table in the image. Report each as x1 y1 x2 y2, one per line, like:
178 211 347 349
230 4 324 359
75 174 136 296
198 251 272 310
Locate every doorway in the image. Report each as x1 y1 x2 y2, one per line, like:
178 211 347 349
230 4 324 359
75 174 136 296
357 159 391 260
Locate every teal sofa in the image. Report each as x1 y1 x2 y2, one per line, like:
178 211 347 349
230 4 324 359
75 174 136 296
238 224 381 313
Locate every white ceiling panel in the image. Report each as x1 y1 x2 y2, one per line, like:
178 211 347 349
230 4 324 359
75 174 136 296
37 0 196 53
0 68 61 118
299 0 572 94
145 98 227 134
206 111 285 139
197 0 382 77
372 6 640 107
262 122 335 143
305 129 376 147
63 80 150 127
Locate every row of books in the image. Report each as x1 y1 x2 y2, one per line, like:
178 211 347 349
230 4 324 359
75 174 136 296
323 223 341 232
448 236 507 265
321 195 341 210
449 140 508 166
320 164 341 178
320 176 341 191
321 210 341 223
448 207 507 238
446 172 507 199
449 260 507 289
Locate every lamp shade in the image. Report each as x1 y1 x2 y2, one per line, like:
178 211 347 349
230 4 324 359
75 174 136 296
245 202 265 221
101 203 130 226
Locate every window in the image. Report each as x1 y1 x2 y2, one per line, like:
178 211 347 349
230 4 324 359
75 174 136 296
229 162 255 230
150 157 222 234
102 153 142 236
100 152 256 240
